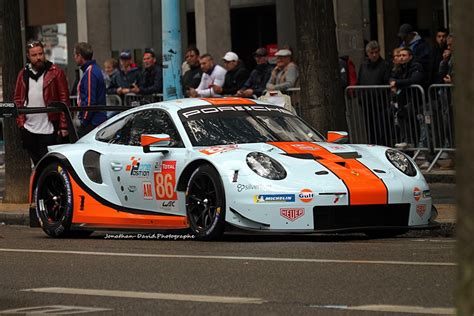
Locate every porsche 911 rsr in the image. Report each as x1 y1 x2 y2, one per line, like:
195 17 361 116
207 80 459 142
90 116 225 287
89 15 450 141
29 97 438 240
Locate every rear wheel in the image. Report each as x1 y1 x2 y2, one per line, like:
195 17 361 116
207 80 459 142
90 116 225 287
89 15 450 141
186 165 226 241
35 162 77 237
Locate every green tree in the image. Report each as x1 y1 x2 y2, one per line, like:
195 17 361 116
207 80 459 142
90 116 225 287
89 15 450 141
0 0 31 203
294 0 348 133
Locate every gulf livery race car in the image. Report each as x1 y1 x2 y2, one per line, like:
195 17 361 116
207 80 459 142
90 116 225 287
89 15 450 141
30 97 438 240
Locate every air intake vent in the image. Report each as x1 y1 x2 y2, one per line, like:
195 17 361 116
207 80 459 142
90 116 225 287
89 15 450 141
83 150 102 184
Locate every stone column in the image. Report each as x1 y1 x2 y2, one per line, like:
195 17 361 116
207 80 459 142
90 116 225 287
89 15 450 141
276 0 297 52
333 0 365 69
194 0 231 62
85 0 112 66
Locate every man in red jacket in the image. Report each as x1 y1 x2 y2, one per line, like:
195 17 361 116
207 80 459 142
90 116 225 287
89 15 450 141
14 40 70 165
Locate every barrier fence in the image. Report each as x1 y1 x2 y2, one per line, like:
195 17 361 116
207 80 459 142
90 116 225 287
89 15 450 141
345 84 454 172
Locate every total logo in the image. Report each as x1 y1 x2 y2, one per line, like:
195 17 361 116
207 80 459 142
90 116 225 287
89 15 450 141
413 187 421 202
298 189 314 203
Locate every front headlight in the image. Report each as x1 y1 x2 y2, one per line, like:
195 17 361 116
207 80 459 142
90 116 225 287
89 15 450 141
246 152 287 180
385 149 417 177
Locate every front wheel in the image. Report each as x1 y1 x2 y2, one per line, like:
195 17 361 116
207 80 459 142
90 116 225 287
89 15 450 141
186 165 226 241
35 162 74 237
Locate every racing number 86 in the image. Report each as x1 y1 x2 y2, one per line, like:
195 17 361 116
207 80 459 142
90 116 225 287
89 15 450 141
154 173 176 200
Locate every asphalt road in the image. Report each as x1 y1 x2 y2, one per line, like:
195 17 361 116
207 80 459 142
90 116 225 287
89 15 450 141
0 225 456 315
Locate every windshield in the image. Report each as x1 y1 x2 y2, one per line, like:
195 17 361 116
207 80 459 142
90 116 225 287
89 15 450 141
179 105 324 146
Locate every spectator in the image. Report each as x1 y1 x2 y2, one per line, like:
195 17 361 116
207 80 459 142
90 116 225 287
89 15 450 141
236 47 273 98
188 54 226 98
439 34 454 84
74 42 107 137
14 40 70 165
103 58 119 89
107 49 140 96
131 48 163 95
358 41 390 85
182 47 202 96
389 47 425 149
398 23 431 86
358 41 391 145
390 47 403 76
339 56 357 90
212 52 249 96
430 28 448 84
266 49 299 92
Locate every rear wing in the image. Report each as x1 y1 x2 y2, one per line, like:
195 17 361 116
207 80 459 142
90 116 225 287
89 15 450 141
0 102 133 143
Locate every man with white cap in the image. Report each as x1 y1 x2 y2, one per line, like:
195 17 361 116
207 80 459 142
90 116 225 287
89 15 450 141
212 52 249 96
188 54 226 97
266 48 299 92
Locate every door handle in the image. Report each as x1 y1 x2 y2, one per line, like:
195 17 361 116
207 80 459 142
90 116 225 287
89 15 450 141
110 162 123 171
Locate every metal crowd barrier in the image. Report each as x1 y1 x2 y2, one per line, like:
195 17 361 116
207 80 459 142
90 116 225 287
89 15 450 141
69 95 123 106
426 84 454 172
123 93 163 106
345 84 430 158
285 87 301 116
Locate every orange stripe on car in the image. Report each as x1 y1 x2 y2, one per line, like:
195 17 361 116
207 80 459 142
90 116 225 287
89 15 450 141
200 97 256 105
69 175 188 229
269 142 388 205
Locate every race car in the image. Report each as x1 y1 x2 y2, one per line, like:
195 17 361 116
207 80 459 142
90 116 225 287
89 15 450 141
30 97 438 240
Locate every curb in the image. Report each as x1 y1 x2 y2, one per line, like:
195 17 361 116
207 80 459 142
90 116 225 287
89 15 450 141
0 213 29 226
423 172 455 184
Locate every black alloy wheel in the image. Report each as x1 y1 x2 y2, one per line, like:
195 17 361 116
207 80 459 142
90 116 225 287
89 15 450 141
186 165 226 240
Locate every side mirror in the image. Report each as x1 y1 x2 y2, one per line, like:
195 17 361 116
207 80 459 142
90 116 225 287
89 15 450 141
327 131 348 144
141 134 171 153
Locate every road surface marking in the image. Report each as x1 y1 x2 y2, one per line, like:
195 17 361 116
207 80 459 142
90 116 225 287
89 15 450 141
21 287 265 305
0 305 111 314
0 248 456 267
310 304 455 315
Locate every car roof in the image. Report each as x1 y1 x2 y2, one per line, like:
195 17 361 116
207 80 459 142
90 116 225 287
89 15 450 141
143 97 273 111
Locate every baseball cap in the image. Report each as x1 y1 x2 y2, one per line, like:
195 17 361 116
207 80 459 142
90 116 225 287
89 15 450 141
119 49 132 59
222 52 239 62
253 47 267 57
398 24 414 37
275 49 292 57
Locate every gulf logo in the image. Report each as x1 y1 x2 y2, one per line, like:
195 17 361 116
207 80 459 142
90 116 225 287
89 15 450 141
413 187 421 202
298 189 314 203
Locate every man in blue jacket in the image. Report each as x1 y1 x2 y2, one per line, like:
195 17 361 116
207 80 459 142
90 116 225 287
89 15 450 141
74 42 107 137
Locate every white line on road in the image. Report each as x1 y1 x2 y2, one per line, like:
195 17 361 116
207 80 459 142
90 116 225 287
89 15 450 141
0 248 456 267
21 287 265 305
310 304 455 315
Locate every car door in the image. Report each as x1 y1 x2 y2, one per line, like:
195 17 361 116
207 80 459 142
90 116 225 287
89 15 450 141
98 109 185 215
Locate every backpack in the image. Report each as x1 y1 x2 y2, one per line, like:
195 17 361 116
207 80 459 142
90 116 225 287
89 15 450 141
339 56 357 87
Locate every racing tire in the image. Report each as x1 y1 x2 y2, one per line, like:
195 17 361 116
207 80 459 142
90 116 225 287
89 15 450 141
186 165 226 241
35 162 76 238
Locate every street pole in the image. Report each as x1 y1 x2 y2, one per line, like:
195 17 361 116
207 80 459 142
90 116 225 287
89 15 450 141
162 0 183 100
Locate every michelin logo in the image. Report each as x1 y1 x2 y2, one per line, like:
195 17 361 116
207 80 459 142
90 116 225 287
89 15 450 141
254 194 295 203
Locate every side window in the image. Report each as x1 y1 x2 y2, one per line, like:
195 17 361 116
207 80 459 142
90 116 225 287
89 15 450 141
95 115 134 144
128 109 183 147
96 109 183 147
